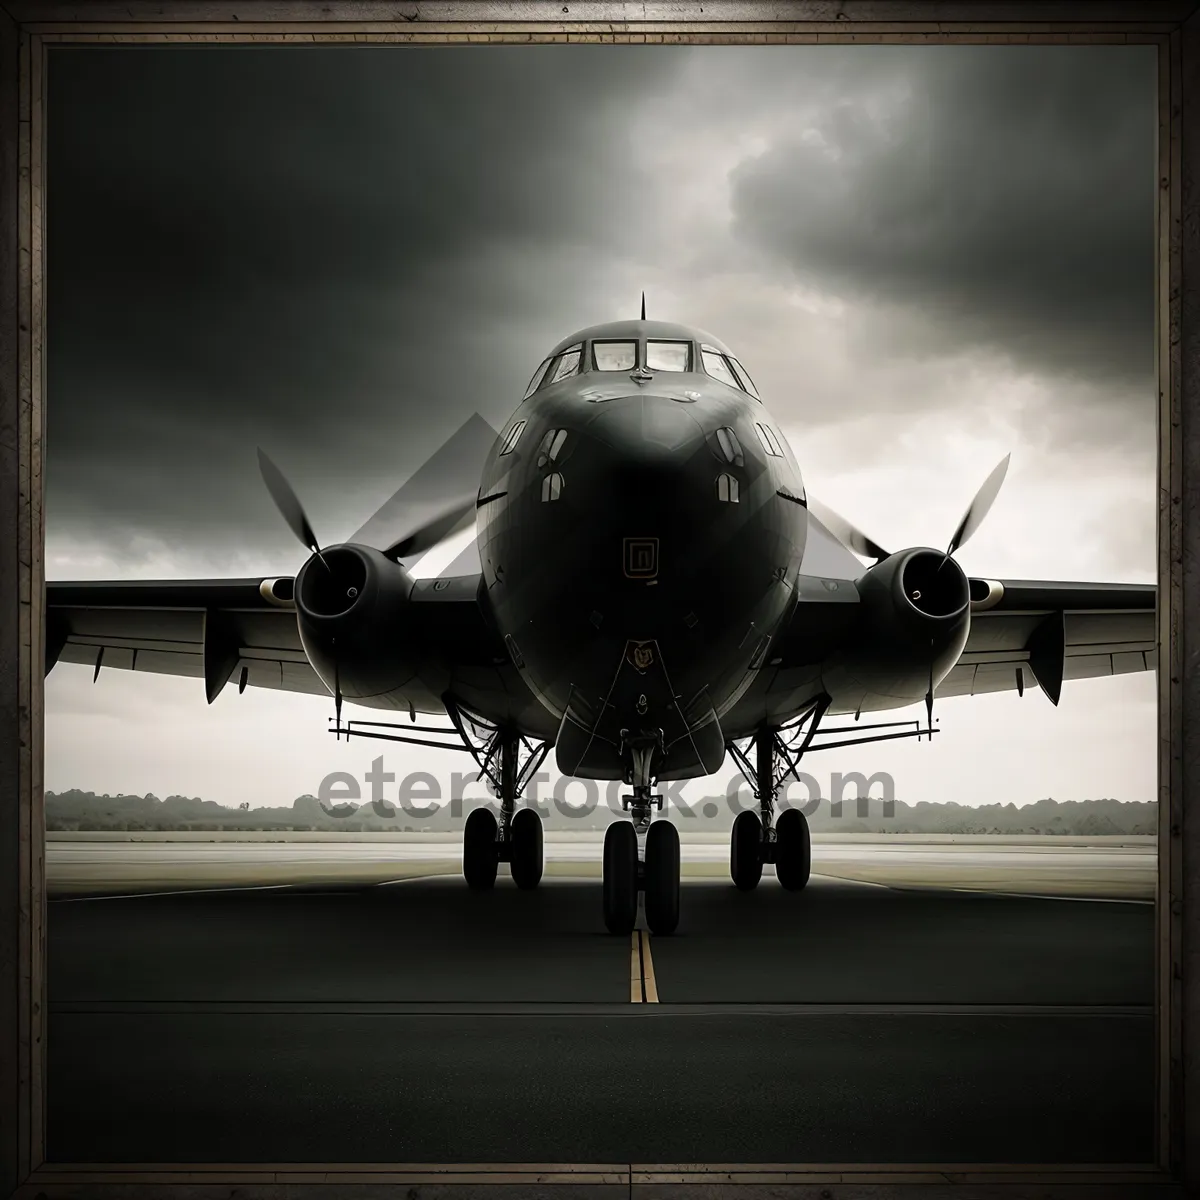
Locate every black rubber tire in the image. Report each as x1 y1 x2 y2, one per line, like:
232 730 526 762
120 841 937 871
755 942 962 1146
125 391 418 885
730 809 764 891
509 807 544 890
602 820 639 935
774 807 812 891
463 806 499 890
644 820 681 936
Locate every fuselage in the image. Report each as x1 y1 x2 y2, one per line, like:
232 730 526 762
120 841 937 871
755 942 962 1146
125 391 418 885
289 317 976 777
475 319 810 781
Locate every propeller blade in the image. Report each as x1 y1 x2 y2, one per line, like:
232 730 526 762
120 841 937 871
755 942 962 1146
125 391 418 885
381 495 477 561
257 448 322 556
946 454 1011 557
806 496 891 563
347 413 498 554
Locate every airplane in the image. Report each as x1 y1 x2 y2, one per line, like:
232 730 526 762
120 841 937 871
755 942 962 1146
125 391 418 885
45 314 1157 936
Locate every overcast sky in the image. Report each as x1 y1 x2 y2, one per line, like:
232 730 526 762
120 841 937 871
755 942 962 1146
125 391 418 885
43 43 1158 813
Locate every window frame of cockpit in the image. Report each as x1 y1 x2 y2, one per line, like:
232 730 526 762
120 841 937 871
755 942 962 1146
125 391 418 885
525 333 760 395
729 357 761 400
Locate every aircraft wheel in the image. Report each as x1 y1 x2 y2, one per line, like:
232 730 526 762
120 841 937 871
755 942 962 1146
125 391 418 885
463 806 499 890
509 807 544 890
644 820 680 936
730 809 763 891
602 820 639 935
774 807 811 891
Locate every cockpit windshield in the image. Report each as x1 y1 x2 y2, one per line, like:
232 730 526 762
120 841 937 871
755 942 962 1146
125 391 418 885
646 340 691 372
592 341 637 371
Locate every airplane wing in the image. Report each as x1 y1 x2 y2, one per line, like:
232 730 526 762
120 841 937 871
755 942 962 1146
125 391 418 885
936 579 1157 702
46 577 329 701
44 573 513 712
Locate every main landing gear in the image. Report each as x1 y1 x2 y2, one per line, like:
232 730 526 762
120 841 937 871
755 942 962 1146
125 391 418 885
602 733 681 937
463 804 543 890
462 726 550 891
728 704 829 892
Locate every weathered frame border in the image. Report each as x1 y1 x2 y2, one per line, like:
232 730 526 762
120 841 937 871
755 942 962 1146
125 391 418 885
0 3 1195 1198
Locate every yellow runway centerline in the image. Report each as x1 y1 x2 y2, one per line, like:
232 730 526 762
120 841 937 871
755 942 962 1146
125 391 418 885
640 930 659 1002
630 929 659 1003
630 931 642 1002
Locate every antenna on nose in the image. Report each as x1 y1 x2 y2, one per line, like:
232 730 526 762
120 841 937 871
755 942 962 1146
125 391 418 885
640 291 646 321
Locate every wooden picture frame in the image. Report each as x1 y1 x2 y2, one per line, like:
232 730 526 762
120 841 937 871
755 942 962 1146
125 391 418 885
1 3 1194 1196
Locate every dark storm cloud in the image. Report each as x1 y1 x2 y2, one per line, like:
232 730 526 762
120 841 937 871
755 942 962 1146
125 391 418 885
46 44 1158 564
729 46 1157 390
47 47 683 553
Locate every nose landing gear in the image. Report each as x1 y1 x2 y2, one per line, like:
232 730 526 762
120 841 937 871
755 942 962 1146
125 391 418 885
602 730 681 936
602 820 638 934
601 788 681 936
643 818 681 934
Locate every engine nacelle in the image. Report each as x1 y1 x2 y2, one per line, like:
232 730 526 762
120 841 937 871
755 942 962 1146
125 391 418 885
294 543 421 702
824 547 971 707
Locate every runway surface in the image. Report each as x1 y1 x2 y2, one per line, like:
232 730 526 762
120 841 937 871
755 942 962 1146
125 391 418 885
46 831 1157 899
48 860 1155 1167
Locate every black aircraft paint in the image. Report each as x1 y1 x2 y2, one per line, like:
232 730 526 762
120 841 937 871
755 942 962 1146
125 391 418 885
46 316 1157 934
475 320 807 782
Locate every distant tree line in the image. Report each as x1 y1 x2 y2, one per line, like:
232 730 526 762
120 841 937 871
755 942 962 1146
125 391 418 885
43 789 1157 836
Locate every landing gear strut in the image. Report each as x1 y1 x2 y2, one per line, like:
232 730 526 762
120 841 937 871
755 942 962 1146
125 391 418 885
602 731 680 936
729 700 827 892
462 725 548 891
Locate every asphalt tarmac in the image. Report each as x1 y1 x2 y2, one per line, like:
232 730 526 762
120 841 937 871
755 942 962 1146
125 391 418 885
48 868 1155 1167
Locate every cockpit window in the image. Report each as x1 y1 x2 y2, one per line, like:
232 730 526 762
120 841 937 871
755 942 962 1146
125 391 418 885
523 359 551 399
546 344 583 387
499 419 526 456
523 345 581 400
592 341 637 371
701 345 740 389
729 358 761 400
646 341 691 372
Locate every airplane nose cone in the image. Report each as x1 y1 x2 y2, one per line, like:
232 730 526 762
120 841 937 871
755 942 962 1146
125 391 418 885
587 394 705 459
576 395 713 532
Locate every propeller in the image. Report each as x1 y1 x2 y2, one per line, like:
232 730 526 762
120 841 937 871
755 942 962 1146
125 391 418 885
805 495 891 563
809 454 1012 567
257 441 487 736
346 413 498 566
945 453 1010 559
381 494 477 561
810 454 1013 740
258 447 343 732
257 448 326 567
258 429 484 567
